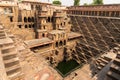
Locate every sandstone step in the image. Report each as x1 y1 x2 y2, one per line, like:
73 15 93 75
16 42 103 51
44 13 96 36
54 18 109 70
97 66 102 70
6 64 21 72
0 36 6 39
3 54 17 60
7 68 21 78
8 72 22 80
0 33 6 36
1 45 15 50
2 50 17 57
99 62 106 67
116 54 120 59
99 58 109 64
4 57 19 64
96 59 102 63
95 61 99 66
103 56 112 61
107 70 120 80
2 47 15 54
5 61 19 68
0 30 4 33
110 64 120 74
113 58 120 66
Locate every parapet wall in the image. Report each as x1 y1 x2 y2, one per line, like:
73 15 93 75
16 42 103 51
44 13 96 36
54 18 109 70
67 4 120 17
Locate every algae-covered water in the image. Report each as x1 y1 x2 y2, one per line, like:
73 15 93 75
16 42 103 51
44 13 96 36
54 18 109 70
56 59 82 76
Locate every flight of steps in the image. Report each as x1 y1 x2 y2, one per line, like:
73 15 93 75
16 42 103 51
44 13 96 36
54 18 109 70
0 28 22 80
0 29 6 39
95 56 112 72
106 50 120 80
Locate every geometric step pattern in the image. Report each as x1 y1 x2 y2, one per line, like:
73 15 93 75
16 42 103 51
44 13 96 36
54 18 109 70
95 56 112 72
69 15 120 62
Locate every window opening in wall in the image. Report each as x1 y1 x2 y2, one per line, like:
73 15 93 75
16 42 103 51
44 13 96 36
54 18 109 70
32 17 34 22
111 11 115 17
116 11 119 17
102 11 105 16
33 24 35 28
95 11 97 16
56 42 58 47
55 50 59 55
4 8 7 13
51 17 54 22
42 33 45 37
10 17 13 22
28 17 31 22
24 17 27 22
64 40 66 45
43 26 45 29
48 17 51 22
18 25 22 28
31 5 33 10
64 22 65 25
106 12 109 16
25 25 27 28
59 41 63 46
29 25 31 28
9 7 13 13
61 23 62 26
46 57 49 60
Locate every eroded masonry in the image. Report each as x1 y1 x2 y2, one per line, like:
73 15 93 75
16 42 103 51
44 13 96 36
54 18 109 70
0 0 120 80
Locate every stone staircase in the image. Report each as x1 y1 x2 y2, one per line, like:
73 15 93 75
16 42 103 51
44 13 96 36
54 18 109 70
0 27 22 80
106 51 120 80
0 29 6 39
95 56 112 72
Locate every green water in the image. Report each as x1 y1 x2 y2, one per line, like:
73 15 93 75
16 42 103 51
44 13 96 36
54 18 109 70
56 59 82 76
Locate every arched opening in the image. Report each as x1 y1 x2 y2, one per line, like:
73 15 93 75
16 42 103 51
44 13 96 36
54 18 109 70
48 17 51 22
106 11 109 16
61 23 62 26
32 24 35 28
95 11 97 16
31 5 33 10
28 17 31 22
25 25 27 28
55 50 59 55
59 41 63 46
46 57 49 60
116 11 119 17
51 17 54 22
42 33 45 37
29 24 31 28
10 17 13 22
102 11 105 16
64 40 66 45
18 25 22 28
111 11 115 17
50 57 54 64
32 17 34 22
24 17 27 22
43 26 45 29
56 42 58 47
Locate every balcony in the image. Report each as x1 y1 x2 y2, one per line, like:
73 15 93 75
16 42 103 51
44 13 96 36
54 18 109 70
38 11 47 17
53 11 64 17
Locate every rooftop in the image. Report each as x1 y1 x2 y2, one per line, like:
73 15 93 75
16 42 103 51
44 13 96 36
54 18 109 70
24 38 53 48
49 30 65 34
68 32 82 39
